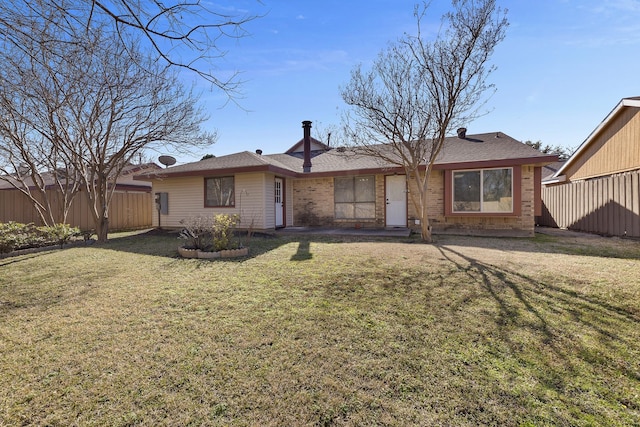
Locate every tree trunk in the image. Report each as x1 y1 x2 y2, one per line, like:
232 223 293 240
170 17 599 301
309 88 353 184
420 219 433 243
96 215 109 242
413 171 433 243
419 194 433 243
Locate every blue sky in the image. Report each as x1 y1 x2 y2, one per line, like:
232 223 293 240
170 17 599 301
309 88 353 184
174 0 640 163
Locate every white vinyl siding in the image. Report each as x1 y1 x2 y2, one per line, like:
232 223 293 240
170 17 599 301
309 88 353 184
151 173 270 229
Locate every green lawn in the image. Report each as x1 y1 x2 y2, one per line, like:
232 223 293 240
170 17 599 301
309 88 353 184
1 230 639 426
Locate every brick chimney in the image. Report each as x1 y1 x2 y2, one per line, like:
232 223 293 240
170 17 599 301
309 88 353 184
302 120 312 173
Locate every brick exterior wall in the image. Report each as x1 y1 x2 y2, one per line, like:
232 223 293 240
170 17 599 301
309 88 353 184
292 167 536 235
292 177 335 226
409 166 536 236
292 175 385 228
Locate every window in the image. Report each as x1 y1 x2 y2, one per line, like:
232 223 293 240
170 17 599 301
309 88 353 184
453 168 512 213
205 177 234 207
334 175 376 219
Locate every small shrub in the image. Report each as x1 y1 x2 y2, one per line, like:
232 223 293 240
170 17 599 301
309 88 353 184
38 224 81 248
0 222 80 253
178 214 240 252
179 216 214 250
212 214 239 251
0 222 36 253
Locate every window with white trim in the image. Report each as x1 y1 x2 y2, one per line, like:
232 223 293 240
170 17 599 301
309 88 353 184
334 175 376 219
453 168 513 213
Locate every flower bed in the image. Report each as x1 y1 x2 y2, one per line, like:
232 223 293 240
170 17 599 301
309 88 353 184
177 246 249 259
177 214 252 260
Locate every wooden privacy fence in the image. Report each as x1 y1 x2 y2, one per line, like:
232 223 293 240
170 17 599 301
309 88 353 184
0 189 153 231
540 170 640 237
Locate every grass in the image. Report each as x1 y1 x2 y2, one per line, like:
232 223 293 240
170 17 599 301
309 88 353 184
0 230 639 426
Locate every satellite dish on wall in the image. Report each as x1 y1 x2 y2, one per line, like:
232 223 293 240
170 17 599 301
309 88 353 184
158 155 176 168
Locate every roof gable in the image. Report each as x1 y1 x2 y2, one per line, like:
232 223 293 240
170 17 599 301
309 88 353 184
285 137 330 154
554 96 640 179
1 163 157 190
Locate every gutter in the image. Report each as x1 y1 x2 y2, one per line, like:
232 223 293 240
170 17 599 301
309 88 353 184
542 175 566 185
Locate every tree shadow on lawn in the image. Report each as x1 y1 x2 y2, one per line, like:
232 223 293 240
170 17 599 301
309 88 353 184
0 251 49 267
431 232 640 261
434 244 640 420
97 228 298 261
98 229 421 261
282 242 639 424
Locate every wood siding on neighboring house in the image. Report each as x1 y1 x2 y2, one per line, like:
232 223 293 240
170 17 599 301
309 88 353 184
540 170 640 237
564 107 640 182
0 189 152 231
541 100 640 236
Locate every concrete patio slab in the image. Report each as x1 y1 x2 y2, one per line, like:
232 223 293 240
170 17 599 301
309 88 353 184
275 227 412 238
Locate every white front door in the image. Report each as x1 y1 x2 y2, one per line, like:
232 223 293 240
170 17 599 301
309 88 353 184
385 175 407 227
274 178 284 228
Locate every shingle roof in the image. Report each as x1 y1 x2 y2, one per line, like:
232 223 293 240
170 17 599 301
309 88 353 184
150 151 277 174
136 132 557 179
436 132 554 164
541 161 566 181
0 163 159 190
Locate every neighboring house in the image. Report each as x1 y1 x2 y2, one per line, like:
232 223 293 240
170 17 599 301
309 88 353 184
0 163 159 230
540 97 640 237
541 161 565 183
136 122 556 237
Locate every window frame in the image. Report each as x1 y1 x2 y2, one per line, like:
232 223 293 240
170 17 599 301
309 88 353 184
204 176 235 208
445 166 521 217
334 175 376 220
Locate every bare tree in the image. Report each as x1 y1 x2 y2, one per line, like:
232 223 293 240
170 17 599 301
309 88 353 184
0 119 83 227
71 34 214 242
0 7 214 241
525 141 574 161
0 0 259 95
341 0 508 242
312 121 347 148
0 4 85 226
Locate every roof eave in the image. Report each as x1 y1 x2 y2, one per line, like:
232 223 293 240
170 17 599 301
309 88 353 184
554 97 640 178
542 175 566 185
136 164 299 180
433 155 558 170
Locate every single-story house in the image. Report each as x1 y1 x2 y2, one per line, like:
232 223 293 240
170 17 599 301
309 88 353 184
540 97 640 236
0 162 159 230
136 122 556 237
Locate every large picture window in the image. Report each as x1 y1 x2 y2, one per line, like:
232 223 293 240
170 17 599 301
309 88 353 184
334 175 376 219
453 168 512 213
205 176 235 207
